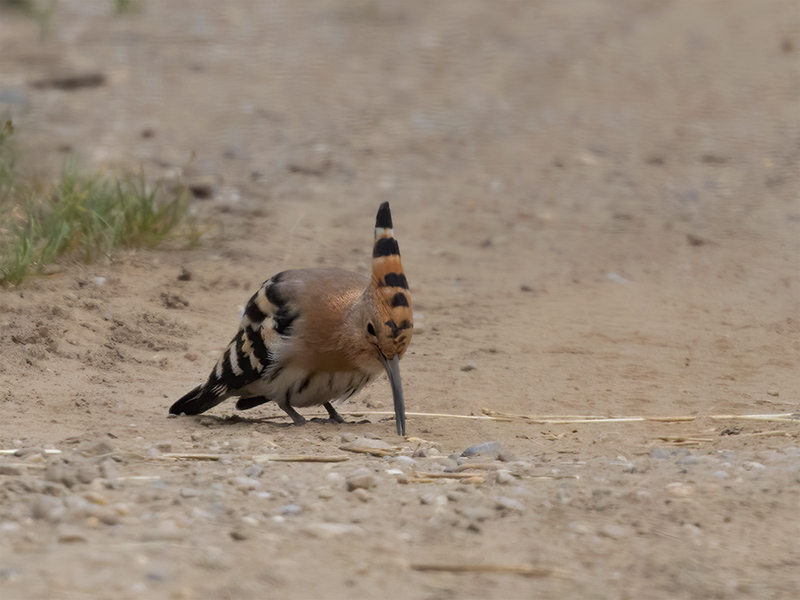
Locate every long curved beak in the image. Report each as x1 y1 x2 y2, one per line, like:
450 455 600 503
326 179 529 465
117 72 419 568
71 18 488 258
380 354 406 436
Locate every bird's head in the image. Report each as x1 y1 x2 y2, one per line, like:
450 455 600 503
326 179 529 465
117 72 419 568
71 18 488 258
362 202 413 435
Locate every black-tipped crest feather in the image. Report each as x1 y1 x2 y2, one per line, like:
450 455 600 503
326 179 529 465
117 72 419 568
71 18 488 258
375 202 393 228
373 237 400 258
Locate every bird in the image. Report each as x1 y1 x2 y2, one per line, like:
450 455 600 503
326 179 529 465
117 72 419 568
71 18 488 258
169 202 413 436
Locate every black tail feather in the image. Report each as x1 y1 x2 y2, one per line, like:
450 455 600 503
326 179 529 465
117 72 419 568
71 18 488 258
169 385 226 415
235 396 272 411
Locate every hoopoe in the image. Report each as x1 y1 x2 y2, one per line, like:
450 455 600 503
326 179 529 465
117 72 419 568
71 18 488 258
169 202 413 435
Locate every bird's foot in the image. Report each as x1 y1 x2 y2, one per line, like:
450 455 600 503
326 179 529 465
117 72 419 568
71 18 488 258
307 403 370 425
283 404 307 426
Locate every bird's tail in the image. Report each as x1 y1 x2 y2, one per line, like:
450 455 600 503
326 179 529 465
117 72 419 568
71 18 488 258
169 384 225 415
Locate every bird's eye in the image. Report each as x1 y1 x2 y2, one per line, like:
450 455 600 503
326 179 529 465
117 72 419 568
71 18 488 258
367 323 376 336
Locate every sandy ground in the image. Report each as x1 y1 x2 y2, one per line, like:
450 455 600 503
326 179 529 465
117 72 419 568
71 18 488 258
1 1 799 598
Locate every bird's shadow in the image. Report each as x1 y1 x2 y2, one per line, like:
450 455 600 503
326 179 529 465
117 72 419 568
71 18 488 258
169 413 377 430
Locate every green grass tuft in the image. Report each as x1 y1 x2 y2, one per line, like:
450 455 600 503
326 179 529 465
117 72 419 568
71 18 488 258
0 124 202 286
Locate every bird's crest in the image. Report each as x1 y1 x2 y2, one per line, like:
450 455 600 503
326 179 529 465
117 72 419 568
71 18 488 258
370 202 413 345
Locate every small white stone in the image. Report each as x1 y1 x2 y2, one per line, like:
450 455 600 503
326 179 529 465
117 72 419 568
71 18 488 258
743 461 765 471
495 470 515 485
494 497 525 512
665 482 694 497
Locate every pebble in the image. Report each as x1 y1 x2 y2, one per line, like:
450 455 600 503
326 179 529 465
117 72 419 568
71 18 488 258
230 529 249 541
665 482 694 497
461 442 502 459
713 470 729 479
32 496 66 523
352 488 371 503
83 491 108 505
600 524 632 540
45 462 77 489
243 464 263 478
455 505 492 522
419 493 447 506
180 488 202 498
230 477 261 491
317 487 335 499
82 440 115 457
339 432 357 443
494 497 525 512
279 504 302 516
57 527 88 543
743 461 765 471
341 438 394 451
346 469 377 491
241 515 260 527
326 472 345 485
98 459 117 480
495 470 515 485
567 521 593 535
197 546 234 570
393 455 416 467
0 465 21 476
766 385 779 397
412 447 427 458
446 490 467 503
497 450 517 462
14 447 43 458
650 448 670 459
304 522 365 539
64 495 91 517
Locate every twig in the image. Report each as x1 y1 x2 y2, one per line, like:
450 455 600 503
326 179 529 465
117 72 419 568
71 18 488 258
253 454 349 463
710 413 799 422
344 409 800 425
411 563 564 577
344 410 498 421
453 463 500 472
0 448 62 455
483 409 697 424
657 436 714 443
158 453 221 461
738 430 792 438
339 445 399 457
414 472 486 479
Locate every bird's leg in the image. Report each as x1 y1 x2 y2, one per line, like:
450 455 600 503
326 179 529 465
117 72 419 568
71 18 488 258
323 402 346 423
310 402 370 425
282 403 307 426
310 402 346 424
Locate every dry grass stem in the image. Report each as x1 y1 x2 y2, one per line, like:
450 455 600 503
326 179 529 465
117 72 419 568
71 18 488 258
410 563 563 577
0 448 62 455
657 436 714 443
453 463 501 472
159 453 221 461
710 413 799 422
339 445 399 457
253 454 350 463
414 471 485 479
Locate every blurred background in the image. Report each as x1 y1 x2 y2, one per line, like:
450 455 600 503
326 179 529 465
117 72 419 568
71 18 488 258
2 0 796 411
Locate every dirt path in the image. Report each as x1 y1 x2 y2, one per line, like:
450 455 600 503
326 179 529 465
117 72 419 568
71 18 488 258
1 1 799 598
